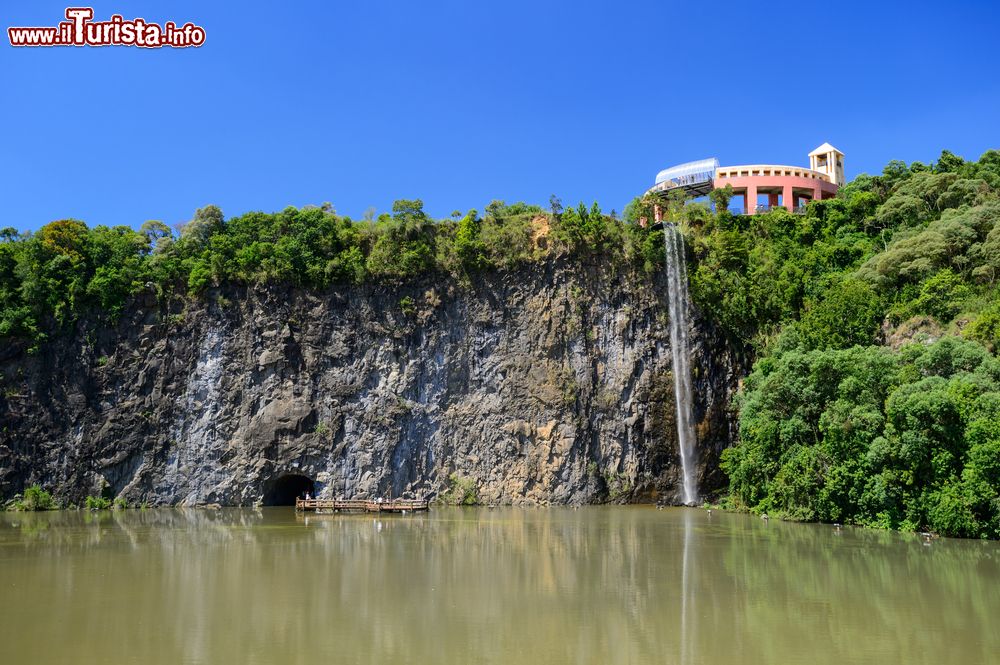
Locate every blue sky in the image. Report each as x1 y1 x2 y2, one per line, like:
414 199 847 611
3 0 999 231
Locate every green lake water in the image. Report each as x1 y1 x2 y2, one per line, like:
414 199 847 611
1 507 998 664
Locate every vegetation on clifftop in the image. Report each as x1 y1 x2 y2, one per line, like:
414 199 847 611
0 199 664 344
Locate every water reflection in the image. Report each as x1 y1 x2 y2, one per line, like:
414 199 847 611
0 508 997 664
680 508 695 665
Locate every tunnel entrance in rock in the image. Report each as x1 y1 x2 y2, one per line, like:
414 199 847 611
264 474 315 506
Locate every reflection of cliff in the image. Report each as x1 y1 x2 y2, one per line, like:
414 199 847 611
1 508 997 664
1 508 700 663
0 258 743 506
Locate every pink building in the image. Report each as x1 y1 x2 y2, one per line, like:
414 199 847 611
648 143 844 215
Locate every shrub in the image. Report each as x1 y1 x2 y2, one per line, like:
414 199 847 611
964 302 1000 350
5 484 57 511
85 495 112 511
439 473 478 505
907 269 971 322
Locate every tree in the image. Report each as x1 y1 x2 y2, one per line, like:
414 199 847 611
485 200 506 222
391 199 428 227
585 201 605 246
935 150 965 174
139 220 172 253
549 194 563 217
964 302 1000 350
882 160 911 187
799 279 884 350
875 193 932 229
910 269 971 322
454 209 487 271
37 219 89 264
709 184 735 213
181 205 224 246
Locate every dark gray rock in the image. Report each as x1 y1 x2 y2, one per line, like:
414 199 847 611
0 258 746 506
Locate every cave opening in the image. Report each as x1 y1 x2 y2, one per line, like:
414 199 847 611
264 474 315 506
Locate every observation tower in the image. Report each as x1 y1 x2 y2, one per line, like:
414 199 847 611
647 143 843 215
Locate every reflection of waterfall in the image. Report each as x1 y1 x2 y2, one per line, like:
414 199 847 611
679 509 696 665
663 224 698 505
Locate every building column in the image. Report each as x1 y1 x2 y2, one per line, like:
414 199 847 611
783 185 794 211
813 186 823 202
746 185 757 214
654 204 662 223
768 192 779 209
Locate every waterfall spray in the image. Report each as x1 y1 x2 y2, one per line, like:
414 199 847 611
663 224 698 505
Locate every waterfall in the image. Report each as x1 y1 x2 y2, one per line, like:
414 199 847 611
663 224 698 505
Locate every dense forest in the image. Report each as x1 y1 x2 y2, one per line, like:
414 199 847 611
2 149 999 537
691 150 1000 539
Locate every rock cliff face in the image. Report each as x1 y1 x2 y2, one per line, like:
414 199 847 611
0 258 745 506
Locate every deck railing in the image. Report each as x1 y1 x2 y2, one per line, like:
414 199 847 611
752 204 809 215
295 497 429 513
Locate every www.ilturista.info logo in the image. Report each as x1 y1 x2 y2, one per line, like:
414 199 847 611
8 7 205 48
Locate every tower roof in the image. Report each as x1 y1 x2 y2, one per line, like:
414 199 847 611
809 142 843 156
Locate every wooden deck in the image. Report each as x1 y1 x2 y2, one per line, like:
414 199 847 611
295 498 429 513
